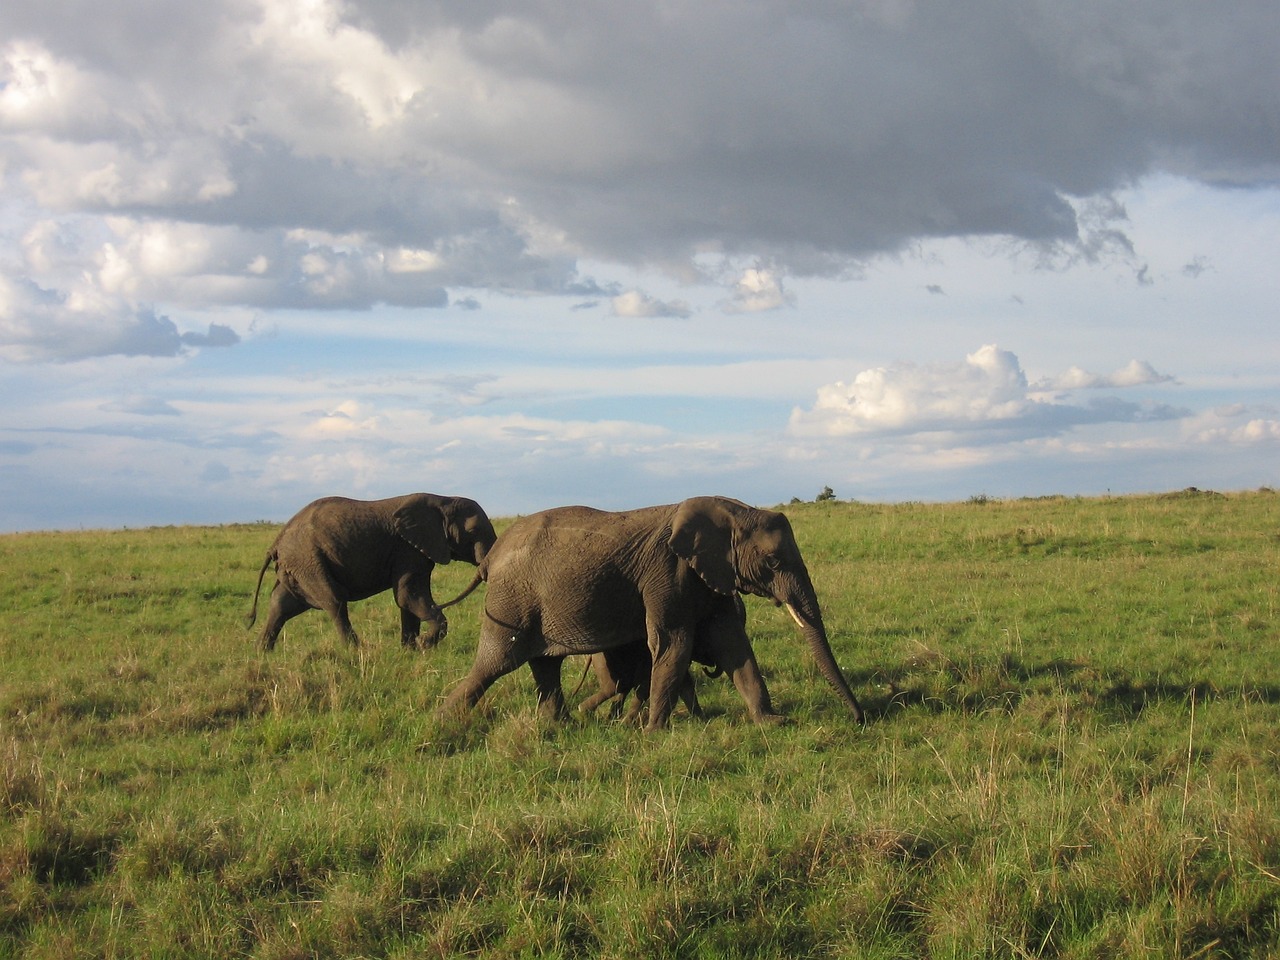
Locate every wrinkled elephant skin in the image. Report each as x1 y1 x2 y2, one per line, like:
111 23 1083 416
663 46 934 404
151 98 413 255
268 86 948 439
440 496 863 730
247 493 497 652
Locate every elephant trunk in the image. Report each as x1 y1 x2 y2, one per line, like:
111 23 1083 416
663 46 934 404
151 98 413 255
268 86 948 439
779 572 865 723
437 569 485 610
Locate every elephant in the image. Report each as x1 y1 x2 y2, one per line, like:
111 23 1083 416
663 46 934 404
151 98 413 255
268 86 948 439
577 596 741 722
438 496 864 730
246 493 497 652
577 646 708 723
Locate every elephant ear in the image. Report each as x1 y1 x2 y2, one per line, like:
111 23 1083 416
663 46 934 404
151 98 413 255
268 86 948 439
668 497 739 596
393 496 452 564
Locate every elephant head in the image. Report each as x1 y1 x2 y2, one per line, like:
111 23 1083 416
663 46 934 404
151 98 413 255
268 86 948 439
668 496 865 722
393 495 497 567
440 496 498 566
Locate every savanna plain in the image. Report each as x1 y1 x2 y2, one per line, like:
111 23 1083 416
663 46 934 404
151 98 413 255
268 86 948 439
3 490 1280 959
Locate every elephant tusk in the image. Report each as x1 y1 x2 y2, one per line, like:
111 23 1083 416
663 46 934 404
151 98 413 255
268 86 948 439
785 603 807 629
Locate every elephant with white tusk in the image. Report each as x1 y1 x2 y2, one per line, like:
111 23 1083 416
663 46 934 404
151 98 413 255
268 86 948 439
439 496 863 730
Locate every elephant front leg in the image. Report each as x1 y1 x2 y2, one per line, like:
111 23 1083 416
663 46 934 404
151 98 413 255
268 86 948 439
398 606 447 649
644 628 694 732
437 621 531 717
399 608 421 648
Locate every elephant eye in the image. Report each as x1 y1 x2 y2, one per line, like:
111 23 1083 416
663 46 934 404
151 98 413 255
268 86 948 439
764 555 782 571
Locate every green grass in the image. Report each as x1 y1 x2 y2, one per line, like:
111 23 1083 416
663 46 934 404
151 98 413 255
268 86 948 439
3 490 1280 958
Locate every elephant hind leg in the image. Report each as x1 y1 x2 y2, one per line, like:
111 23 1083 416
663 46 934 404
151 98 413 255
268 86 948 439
318 598 360 647
258 583 310 652
579 657 627 716
623 669 700 725
438 624 531 717
678 671 704 718
579 685 620 716
395 575 445 648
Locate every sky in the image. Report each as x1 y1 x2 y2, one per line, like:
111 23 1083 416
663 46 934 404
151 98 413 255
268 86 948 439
1 0 1278 532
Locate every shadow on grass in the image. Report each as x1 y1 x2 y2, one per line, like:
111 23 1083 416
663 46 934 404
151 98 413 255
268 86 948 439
850 651 1280 722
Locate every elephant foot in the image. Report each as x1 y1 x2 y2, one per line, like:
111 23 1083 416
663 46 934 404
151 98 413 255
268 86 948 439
417 613 448 648
537 696 570 724
751 711 789 727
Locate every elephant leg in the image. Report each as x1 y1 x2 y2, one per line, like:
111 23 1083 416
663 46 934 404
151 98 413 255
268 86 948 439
702 609 782 724
579 649 637 718
678 671 704 718
291 565 360 648
644 629 694 732
438 621 531 716
395 575 446 649
527 656 569 722
318 598 360 648
579 682 621 716
622 694 646 725
257 583 309 652
626 668 699 724
399 608 422 648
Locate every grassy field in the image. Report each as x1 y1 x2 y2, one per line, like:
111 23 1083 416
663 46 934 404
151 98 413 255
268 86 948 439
2 489 1279 958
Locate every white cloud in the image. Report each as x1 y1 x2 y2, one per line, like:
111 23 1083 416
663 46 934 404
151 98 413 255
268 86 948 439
1 1 1277 351
1032 359 1174 392
100 395 182 417
1 2 1278 529
790 346 1184 439
610 290 692 319
1184 405 1280 445
722 268 793 314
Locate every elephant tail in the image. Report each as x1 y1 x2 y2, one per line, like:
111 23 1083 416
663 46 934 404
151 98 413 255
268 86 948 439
436 570 485 610
568 655 594 700
245 551 275 629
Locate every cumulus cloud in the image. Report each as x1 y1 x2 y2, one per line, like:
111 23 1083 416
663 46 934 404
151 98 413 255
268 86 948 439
1032 360 1174 393
1185 405 1280 445
610 290 692 319
790 345 1184 439
721 269 794 314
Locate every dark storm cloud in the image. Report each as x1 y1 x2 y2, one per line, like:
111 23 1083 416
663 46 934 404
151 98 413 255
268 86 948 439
329 0 1279 266
2 0 1277 359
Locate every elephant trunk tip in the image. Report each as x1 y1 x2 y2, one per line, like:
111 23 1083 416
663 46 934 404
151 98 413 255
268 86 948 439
785 601 866 725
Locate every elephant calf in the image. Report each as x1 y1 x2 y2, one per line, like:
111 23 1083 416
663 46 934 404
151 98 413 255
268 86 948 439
247 493 496 652
578 599 739 723
578 648 706 724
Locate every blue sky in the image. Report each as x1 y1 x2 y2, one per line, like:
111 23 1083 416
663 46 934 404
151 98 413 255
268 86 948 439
2 1 1278 531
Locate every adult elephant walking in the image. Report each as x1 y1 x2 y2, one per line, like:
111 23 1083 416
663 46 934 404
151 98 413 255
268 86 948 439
439 496 864 730
247 493 497 652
